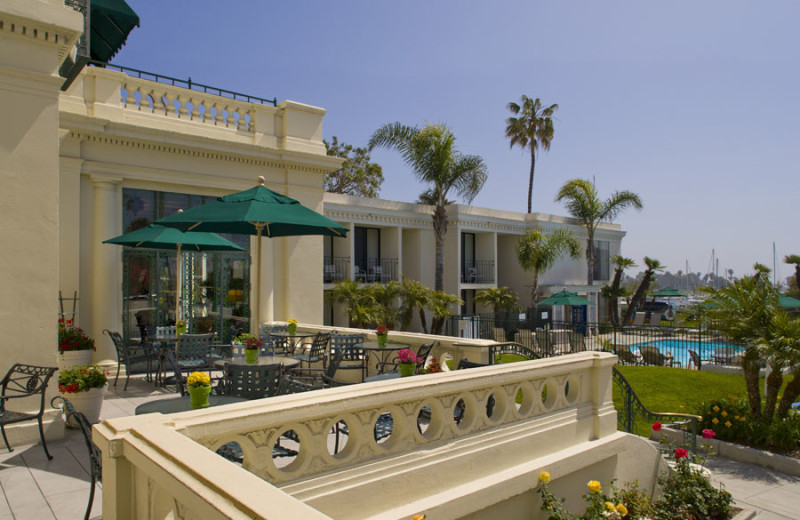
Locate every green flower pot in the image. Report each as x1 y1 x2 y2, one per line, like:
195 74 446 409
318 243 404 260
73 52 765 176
287 323 297 335
399 363 416 377
188 385 211 409
245 349 259 364
377 334 387 347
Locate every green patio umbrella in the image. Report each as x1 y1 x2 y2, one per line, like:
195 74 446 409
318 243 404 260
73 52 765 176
779 294 800 309
156 177 349 333
537 290 595 307
103 224 246 336
650 287 689 298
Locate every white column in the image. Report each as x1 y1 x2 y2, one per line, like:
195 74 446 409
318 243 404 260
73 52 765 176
90 174 122 367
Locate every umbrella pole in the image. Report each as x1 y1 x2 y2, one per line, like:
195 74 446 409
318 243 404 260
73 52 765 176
175 243 182 342
252 223 265 335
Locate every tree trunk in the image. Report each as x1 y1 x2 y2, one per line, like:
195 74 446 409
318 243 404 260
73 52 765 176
432 204 448 293
527 147 536 213
777 372 800 418
742 354 763 419
586 238 594 286
623 273 651 323
763 365 783 422
418 308 429 334
530 271 540 308
795 264 800 292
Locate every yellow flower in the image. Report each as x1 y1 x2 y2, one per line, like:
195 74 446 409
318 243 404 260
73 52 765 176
288 318 298 325
187 371 210 388
539 471 551 483
411 515 426 520
587 480 601 493
616 504 628 516
604 502 616 512
712 417 719 425
734 415 739 420
721 410 728 417
725 420 732 428
740 416 746 422
713 405 720 412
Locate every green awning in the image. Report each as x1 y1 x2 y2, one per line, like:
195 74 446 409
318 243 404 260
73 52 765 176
90 0 140 62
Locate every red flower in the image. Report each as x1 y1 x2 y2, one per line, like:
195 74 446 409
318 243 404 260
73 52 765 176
652 422 662 432
702 429 716 439
675 448 688 459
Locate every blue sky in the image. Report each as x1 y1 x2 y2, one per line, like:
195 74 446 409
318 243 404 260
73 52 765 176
115 1 799 282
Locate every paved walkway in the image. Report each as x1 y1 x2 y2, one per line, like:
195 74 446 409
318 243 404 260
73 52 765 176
1 374 799 519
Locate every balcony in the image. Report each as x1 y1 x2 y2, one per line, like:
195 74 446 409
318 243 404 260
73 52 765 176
353 257 398 283
323 256 350 283
461 260 495 284
95 329 660 519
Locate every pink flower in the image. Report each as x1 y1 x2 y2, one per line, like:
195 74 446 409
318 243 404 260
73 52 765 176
652 422 662 432
702 429 716 439
675 448 688 459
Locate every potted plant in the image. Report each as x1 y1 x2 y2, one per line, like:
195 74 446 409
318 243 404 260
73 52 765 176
375 325 389 347
58 364 108 423
176 319 187 336
235 333 262 363
57 319 95 371
396 348 420 377
287 318 298 336
187 371 212 409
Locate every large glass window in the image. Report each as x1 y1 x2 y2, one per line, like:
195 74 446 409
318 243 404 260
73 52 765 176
354 227 380 278
121 188 250 342
593 240 610 281
461 233 476 282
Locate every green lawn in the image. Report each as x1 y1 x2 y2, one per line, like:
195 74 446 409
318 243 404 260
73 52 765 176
612 366 758 436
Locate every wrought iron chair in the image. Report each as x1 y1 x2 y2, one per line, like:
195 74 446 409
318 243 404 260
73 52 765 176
329 332 365 378
51 396 101 520
383 341 437 374
290 349 352 388
175 333 215 374
220 363 283 399
487 342 540 364
161 349 186 395
261 324 290 355
0 364 58 459
640 345 681 367
614 344 641 366
103 329 155 390
457 358 488 370
291 332 330 369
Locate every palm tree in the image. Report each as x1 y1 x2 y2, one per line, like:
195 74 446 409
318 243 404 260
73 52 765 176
369 281 401 329
326 279 377 328
622 257 664 324
428 291 463 335
555 179 643 286
601 256 636 325
474 286 521 314
369 123 488 292
784 254 800 291
397 277 433 332
515 228 581 306
505 95 558 213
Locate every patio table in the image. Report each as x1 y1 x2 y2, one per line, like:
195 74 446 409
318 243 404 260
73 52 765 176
360 341 412 375
135 395 246 415
213 354 300 370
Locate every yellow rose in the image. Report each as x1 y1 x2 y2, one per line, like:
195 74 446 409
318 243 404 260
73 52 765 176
616 504 628 516
587 480 601 493
712 417 719 425
740 416 746 422
725 420 732 428
539 471 551 483
713 405 720 412
604 502 616 512
721 410 728 417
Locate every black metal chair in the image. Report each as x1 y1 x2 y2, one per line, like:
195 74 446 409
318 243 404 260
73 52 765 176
104 329 155 390
220 363 283 399
260 324 290 355
640 345 681 367
175 333 215 374
52 396 101 520
383 341 437 374
291 349 352 388
487 342 540 365
291 332 330 369
329 332 366 378
0 364 58 459
457 358 488 370
161 349 186 395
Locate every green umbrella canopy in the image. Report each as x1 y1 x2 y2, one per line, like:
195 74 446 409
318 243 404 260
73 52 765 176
537 290 595 306
779 294 800 309
155 180 348 238
650 287 689 298
103 224 246 251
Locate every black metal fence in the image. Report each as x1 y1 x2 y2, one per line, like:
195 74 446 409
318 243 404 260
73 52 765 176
445 313 744 370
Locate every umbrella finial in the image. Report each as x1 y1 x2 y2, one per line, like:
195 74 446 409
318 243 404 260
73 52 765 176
257 176 266 186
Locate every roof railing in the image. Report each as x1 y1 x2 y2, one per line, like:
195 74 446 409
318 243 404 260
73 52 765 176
88 60 277 106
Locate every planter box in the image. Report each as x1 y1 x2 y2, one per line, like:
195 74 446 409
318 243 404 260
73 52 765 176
60 384 108 424
57 350 92 371
652 425 800 477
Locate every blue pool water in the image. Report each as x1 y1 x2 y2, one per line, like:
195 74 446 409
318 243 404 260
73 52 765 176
630 339 744 368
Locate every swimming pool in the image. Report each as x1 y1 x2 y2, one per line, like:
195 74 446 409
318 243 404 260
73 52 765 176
630 339 744 368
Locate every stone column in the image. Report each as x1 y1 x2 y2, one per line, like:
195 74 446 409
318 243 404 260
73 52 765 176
90 174 122 367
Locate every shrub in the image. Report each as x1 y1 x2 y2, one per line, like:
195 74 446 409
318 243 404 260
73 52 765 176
58 365 107 393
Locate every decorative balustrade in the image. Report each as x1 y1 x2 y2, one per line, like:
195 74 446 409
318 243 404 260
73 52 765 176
119 74 257 132
95 352 626 519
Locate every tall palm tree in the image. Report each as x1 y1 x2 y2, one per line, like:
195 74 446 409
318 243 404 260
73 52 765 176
601 255 636 325
623 257 664 324
784 254 800 291
369 122 488 292
555 179 643 286
505 95 558 213
515 228 581 306
397 277 433 331
474 286 521 314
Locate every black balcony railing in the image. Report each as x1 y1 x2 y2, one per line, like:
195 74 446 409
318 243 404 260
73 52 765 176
461 260 494 283
323 256 350 283
353 258 398 283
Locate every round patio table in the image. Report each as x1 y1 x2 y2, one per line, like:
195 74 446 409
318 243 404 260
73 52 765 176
213 355 300 369
269 331 317 354
360 341 412 375
135 395 247 415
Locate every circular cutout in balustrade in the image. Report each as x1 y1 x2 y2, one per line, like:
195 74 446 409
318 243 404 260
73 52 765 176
417 405 431 435
515 382 535 416
415 400 445 440
216 441 244 465
564 375 580 404
374 411 393 444
273 429 300 469
327 420 349 456
541 378 558 410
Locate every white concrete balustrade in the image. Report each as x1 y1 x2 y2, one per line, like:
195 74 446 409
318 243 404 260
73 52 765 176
95 351 663 519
